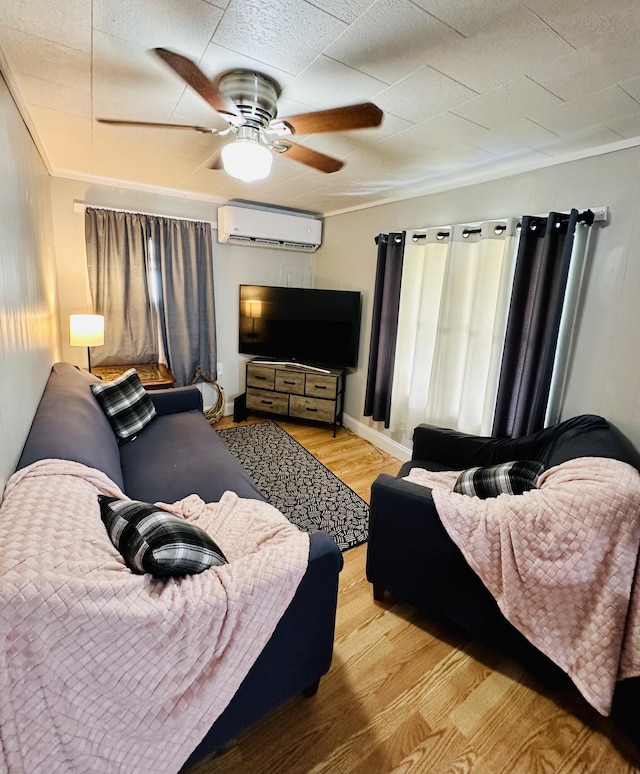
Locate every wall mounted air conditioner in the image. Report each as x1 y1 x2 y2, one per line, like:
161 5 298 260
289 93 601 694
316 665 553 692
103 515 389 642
217 205 322 252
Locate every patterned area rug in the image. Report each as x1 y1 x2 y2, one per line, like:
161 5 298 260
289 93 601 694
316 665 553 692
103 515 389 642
216 421 369 551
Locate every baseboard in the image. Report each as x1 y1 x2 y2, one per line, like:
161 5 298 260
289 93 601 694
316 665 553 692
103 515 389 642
342 414 411 462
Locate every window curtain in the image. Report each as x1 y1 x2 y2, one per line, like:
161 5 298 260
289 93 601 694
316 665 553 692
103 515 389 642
149 217 216 388
85 208 217 387
492 209 592 437
363 232 405 428
85 209 157 365
390 221 518 443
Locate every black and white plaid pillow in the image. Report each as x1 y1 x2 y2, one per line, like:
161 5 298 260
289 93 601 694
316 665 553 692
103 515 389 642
90 368 156 441
98 495 227 578
453 460 544 498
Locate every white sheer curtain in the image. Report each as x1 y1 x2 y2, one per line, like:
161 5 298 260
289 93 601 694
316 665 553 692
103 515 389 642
390 219 518 445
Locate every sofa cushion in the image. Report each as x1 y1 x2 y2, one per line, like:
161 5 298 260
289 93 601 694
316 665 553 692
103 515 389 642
453 460 543 498
17 363 124 488
98 495 227 577
90 369 157 442
119 410 265 504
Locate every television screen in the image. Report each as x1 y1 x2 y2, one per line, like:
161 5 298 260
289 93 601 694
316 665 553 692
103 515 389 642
239 284 362 370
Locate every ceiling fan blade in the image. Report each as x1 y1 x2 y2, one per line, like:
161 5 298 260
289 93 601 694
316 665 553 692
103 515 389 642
277 103 383 135
275 141 344 173
153 48 242 119
97 118 216 133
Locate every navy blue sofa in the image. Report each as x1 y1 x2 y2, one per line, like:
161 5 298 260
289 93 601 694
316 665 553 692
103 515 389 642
17 362 343 767
366 415 640 746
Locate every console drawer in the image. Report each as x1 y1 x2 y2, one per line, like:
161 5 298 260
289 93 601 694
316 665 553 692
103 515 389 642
275 371 305 395
290 395 335 424
305 374 338 399
246 388 289 415
247 365 275 390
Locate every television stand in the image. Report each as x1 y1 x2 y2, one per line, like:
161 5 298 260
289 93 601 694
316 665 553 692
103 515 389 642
244 360 344 436
251 359 331 375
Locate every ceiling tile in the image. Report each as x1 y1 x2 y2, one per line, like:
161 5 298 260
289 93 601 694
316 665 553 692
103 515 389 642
26 104 92 137
375 66 477 124
324 0 463 85
533 85 640 136
606 112 640 140
468 118 558 154
424 5 573 93
307 0 376 24
0 27 90 90
147 131 224 164
399 112 490 149
0 0 91 52
93 32 185 104
620 76 640 103
528 31 640 101
282 56 386 110
212 0 347 75
13 71 91 116
536 124 624 157
525 0 640 49
92 35 186 125
199 42 295 92
453 76 562 130
1 0 639 215
92 0 223 58
410 0 522 37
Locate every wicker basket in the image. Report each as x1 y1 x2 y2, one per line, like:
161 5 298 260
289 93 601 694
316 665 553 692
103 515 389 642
191 366 225 425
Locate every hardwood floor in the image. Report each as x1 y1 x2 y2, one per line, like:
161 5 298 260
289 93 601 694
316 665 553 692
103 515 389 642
186 417 640 774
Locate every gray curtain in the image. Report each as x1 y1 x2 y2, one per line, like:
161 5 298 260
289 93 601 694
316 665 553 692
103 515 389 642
85 208 217 387
85 209 157 365
150 217 216 387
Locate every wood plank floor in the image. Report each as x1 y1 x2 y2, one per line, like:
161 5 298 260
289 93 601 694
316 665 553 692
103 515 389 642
185 417 640 774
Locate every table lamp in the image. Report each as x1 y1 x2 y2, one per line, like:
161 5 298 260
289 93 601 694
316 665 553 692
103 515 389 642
70 314 104 372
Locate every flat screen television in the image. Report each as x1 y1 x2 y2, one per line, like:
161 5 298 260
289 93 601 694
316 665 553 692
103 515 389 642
239 284 362 371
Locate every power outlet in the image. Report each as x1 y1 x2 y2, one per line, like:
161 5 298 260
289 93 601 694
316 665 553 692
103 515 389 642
217 362 223 376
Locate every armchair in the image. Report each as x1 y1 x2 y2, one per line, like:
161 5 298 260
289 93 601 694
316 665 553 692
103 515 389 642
366 415 640 737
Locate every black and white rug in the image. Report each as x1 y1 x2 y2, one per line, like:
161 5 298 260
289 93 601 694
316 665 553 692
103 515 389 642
215 420 369 551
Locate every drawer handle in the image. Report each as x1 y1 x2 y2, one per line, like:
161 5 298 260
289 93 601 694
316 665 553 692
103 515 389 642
260 399 273 405
314 385 327 390
283 380 296 385
254 374 267 380
306 407 318 413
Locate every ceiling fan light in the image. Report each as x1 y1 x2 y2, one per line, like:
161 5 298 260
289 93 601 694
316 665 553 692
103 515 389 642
221 139 273 182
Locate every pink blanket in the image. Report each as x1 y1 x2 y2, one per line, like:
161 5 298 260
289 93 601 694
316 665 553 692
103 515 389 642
405 457 640 715
0 459 309 773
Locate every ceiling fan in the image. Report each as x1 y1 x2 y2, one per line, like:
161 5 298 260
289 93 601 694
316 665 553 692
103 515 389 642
98 48 384 182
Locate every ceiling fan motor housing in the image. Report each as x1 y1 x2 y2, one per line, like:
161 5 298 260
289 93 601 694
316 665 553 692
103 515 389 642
218 70 279 130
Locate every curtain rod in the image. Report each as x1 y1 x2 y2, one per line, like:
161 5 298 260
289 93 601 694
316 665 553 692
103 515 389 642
407 206 608 243
73 201 216 227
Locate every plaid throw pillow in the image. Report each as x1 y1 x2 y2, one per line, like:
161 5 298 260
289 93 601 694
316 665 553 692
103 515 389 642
453 460 544 498
90 368 156 441
98 495 228 578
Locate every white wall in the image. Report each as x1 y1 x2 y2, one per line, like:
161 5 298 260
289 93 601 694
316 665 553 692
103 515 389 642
48 177 314 405
0 72 59 496
316 146 640 453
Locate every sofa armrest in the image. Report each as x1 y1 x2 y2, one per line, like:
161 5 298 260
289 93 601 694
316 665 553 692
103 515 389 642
148 386 203 416
412 424 525 468
185 529 343 763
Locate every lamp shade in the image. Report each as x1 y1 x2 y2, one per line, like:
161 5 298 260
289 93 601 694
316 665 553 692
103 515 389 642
221 139 273 182
69 314 105 347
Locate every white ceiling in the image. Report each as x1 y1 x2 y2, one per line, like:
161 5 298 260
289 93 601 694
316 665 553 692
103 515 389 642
1 0 639 216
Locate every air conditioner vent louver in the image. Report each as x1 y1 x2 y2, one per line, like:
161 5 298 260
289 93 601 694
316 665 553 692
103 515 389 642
217 205 322 252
